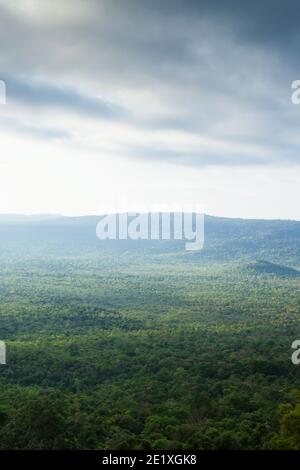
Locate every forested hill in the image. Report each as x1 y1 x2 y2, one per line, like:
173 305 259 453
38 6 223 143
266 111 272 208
0 214 299 265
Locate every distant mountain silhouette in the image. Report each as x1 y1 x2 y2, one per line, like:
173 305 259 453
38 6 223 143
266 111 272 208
0 214 299 265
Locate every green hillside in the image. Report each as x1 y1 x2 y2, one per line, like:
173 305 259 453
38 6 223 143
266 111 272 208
246 260 300 277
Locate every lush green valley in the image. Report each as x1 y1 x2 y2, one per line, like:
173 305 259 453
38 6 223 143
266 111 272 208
0 215 300 449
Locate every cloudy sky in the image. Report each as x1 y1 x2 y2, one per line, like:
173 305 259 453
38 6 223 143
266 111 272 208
0 0 299 219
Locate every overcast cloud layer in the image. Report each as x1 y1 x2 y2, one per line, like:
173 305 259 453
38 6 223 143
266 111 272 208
0 0 299 218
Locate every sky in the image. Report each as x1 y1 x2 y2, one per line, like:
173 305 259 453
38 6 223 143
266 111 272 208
0 0 300 219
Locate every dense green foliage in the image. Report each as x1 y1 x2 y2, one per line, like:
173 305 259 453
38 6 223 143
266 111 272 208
0 215 300 449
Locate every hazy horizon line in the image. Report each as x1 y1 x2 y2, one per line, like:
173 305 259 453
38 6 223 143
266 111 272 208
0 212 299 223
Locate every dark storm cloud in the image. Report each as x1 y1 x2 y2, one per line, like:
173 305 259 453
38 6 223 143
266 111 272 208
0 0 300 166
126 0 300 42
